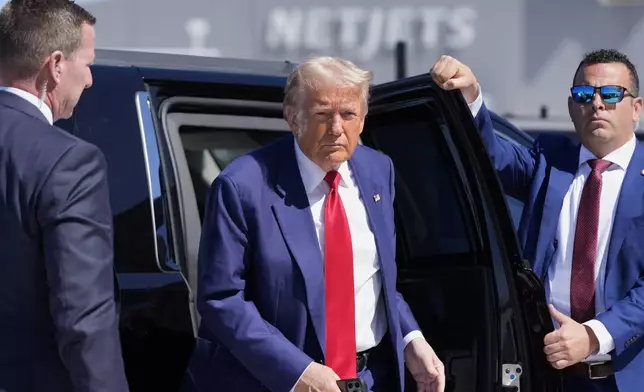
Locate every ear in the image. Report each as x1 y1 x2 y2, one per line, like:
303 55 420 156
567 95 574 121
284 105 300 136
632 95 643 123
46 51 65 85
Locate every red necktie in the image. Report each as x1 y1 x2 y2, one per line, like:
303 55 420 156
323 170 357 378
570 158 612 323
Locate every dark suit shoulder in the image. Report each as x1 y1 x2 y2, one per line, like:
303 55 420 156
0 107 106 207
0 106 103 168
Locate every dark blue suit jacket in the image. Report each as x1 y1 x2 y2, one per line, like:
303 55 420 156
476 103 644 392
0 91 128 391
184 135 419 392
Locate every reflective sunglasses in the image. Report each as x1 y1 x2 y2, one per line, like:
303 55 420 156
570 84 636 104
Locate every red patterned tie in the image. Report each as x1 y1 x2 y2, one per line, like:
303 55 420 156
570 158 612 323
323 170 357 379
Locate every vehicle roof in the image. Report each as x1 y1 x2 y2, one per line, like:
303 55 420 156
94 48 296 86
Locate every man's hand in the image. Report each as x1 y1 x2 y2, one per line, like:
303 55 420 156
430 55 479 104
404 338 445 392
293 363 341 392
544 305 600 369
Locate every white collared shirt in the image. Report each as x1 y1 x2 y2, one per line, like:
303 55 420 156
0 87 53 125
548 136 636 361
293 140 423 352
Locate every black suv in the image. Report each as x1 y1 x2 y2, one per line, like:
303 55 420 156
56 49 561 392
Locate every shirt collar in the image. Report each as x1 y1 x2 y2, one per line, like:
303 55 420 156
0 87 54 125
578 134 637 171
294 138 351 193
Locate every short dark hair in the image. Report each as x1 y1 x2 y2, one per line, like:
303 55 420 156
0 0 96 79
572 49 640 96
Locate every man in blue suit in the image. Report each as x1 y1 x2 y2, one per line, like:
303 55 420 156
0 1 128 391
183 56 445 392
431 50 644 392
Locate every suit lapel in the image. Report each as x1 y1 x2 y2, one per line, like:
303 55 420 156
349 149 403 380
534 145 579 279
349 152 384 274
606 142 644 286
348 149 394 304
271 138 326 351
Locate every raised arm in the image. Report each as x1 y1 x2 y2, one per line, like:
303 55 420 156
431 55 538 201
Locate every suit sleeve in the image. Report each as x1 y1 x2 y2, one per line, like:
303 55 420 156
595 276 644 356
387 158 421 339
37 143 129 392
197 174 312 392
470 90 537 202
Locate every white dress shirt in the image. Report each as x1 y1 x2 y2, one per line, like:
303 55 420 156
0 87 53 125
294 140 423 350
468 89 630 362
290 140 422 390
547 137 635 361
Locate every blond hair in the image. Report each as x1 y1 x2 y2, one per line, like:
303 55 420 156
283 56 373 115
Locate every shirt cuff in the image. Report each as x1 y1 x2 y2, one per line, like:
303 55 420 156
289 361 314 392
403 330 425 349
467 84 483 118
584 319 615 356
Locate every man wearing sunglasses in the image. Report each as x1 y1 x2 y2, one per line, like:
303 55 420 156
430 49 643 392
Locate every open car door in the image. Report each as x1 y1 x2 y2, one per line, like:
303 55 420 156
363 74 562 392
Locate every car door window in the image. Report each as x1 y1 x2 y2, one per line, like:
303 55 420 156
181 127 287 220
368 119 473 261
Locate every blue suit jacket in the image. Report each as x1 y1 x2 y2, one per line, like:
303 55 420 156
0 91 128 391
475 103 644 392
184 135 419 392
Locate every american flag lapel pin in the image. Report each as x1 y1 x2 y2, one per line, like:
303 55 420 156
373 193 380 203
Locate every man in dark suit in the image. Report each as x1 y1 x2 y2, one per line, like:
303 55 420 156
431 50 644 392
183 56 445 392
0 1 128 391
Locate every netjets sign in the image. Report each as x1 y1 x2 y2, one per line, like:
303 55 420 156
264 6 478 60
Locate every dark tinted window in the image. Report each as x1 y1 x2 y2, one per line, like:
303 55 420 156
363 105 475 264
56 65 159 273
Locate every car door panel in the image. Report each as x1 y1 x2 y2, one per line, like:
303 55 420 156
362 75 561 392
